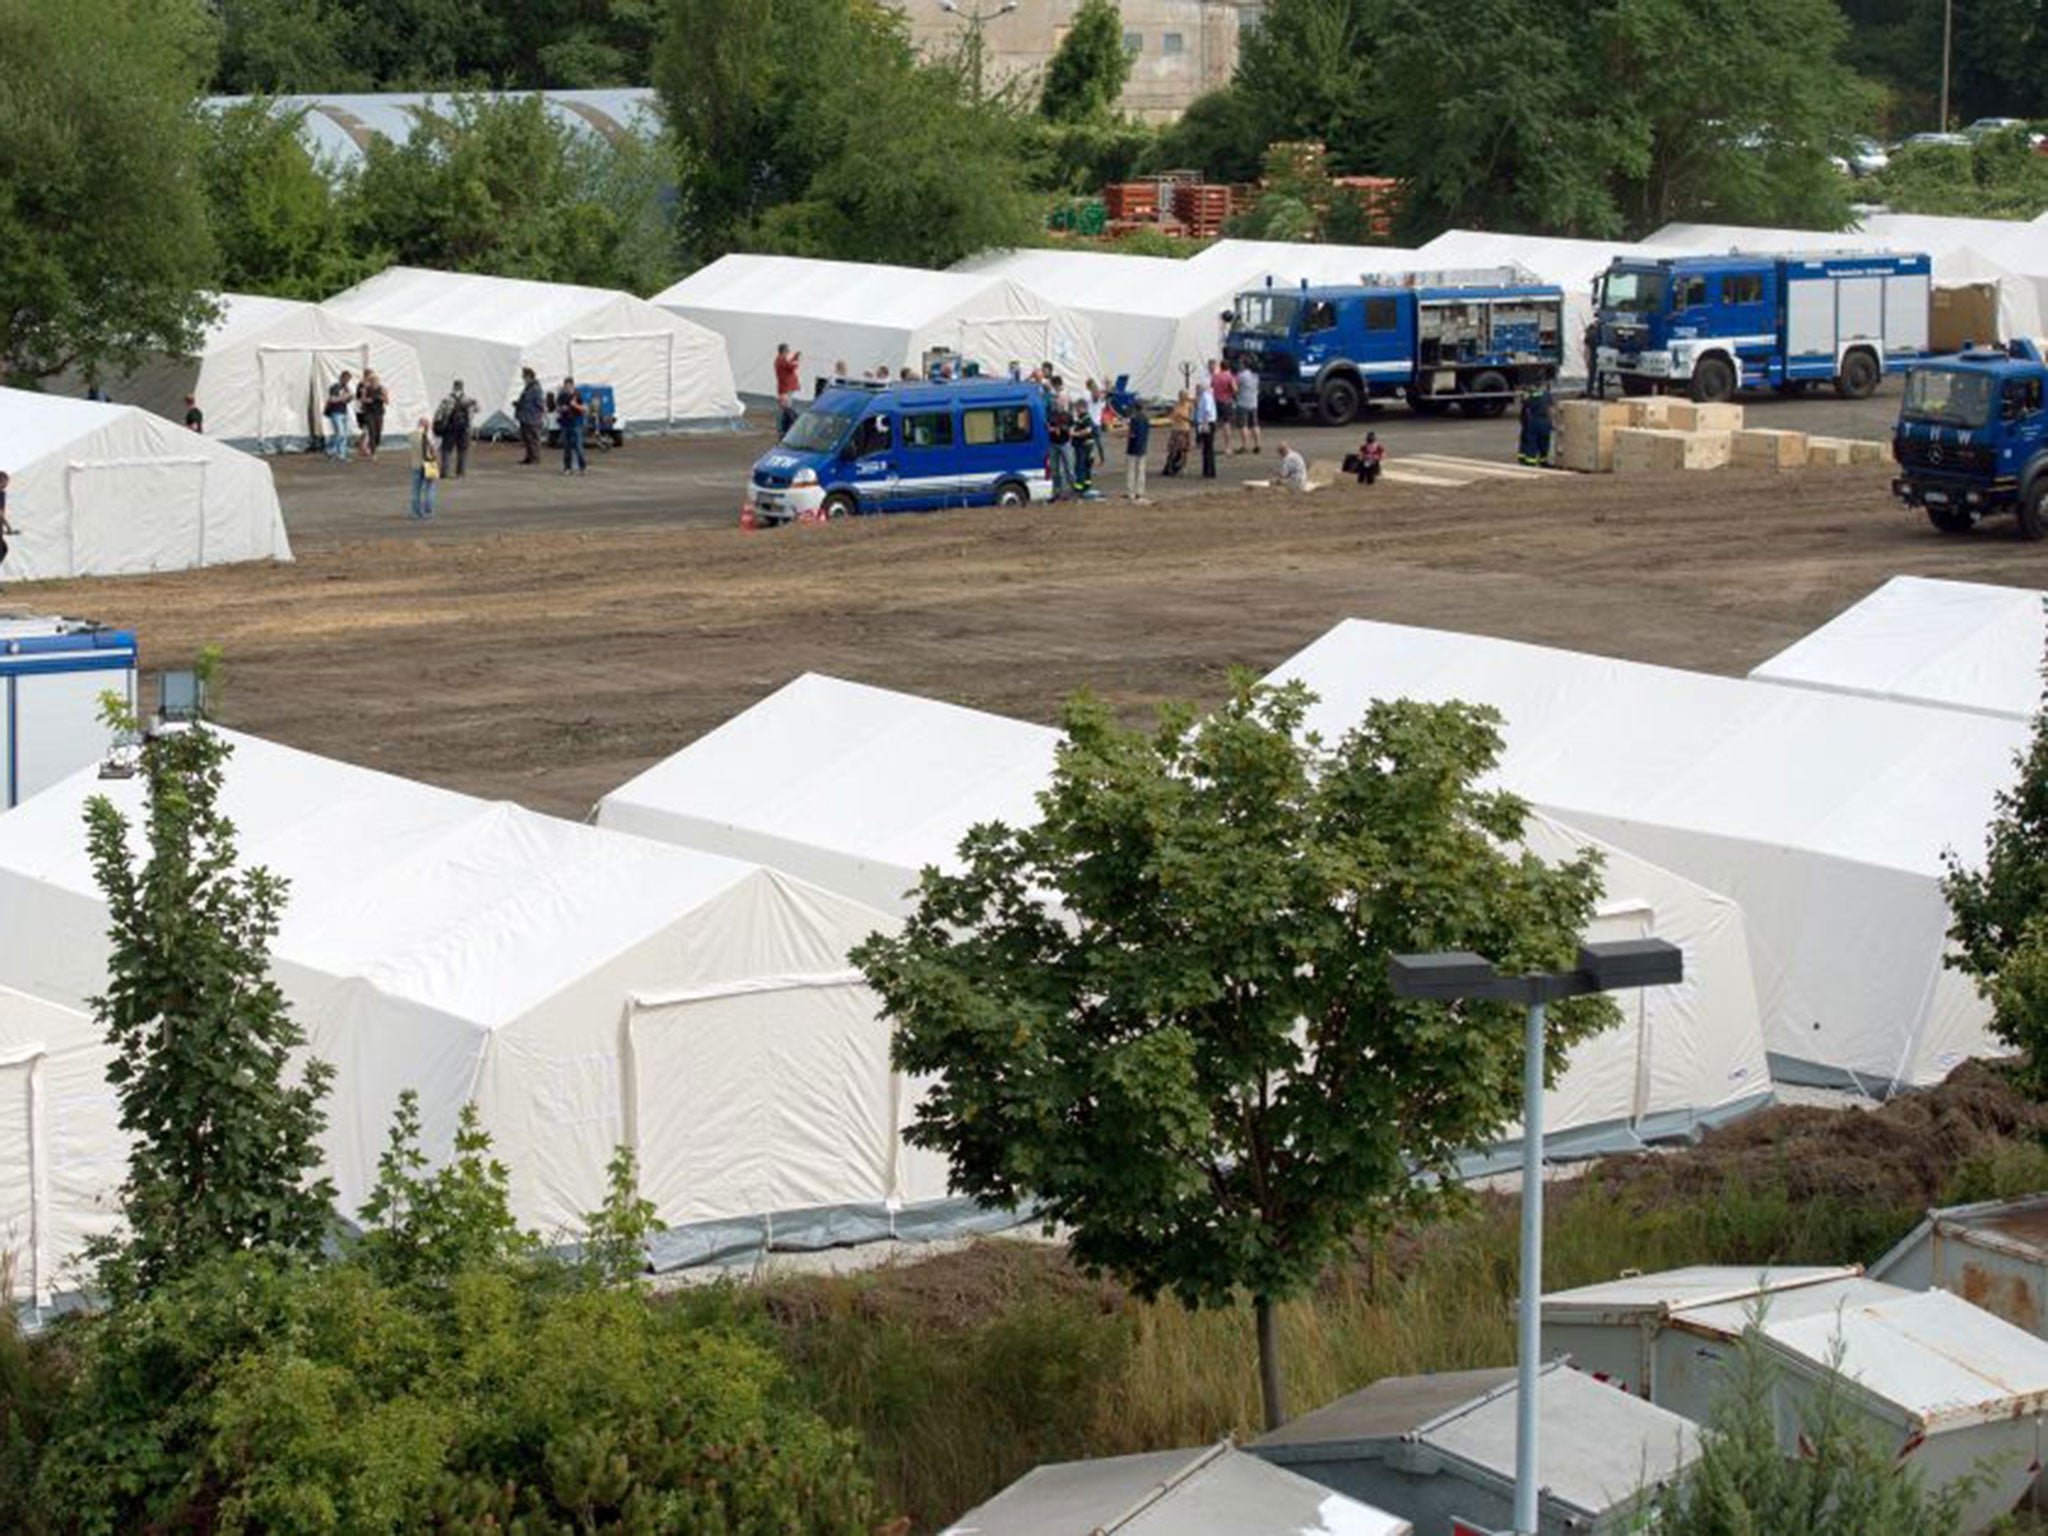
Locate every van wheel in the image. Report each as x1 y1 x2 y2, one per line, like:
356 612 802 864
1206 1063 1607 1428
821 492 858 520
1461 371 1510 417
994 480 1029 508
1835 349 1880 400
1689 356 1737 403
1318 377 1362 425
2020 482 2048 541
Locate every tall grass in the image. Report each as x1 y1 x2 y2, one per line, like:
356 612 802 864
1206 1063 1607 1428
723 1133 2048 1534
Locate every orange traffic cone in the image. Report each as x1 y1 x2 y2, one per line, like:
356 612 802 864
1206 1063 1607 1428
739 506 757 531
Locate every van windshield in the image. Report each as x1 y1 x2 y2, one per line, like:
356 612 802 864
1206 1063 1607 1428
1602 270 1666 315
783 409 855 453
1235 293 1301 337
1902 369 1995 429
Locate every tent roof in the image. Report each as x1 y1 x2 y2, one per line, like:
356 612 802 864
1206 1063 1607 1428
0 390 134 469
1265 619 2025 881
956 245 1238 322
327 266 669 348
657 255 1046 331
1750 575 2046 721
937 1444 1410 1536
0 729 767 1029
205 293 317 349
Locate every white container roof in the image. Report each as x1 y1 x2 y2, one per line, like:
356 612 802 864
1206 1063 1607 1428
1750 576 2046 721
1543 1264 1864 1326
0 387 292 579
1265 619 2027 1089
596 674 1774 1154
936 1443 1411 1536
205 89 661 172
654 255 1106 397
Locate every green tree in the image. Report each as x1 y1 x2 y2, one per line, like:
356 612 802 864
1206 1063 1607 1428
1872 130 2048 220
0 0 218 384
1945 647 2048 1091
199 102 377 301
356 1094 537 1291
853 679 1614 1430
1143 87 1270 183
212 0 367 94
83 705 336 1299
1232 0 1380 170
1040 0 1131 123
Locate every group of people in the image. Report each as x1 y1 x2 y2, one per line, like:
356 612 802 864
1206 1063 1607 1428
318 370 392 462
402 370 595 522
1155 359 1264 482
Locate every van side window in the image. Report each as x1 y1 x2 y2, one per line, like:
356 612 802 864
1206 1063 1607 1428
1363 297 1398 331
1674 275 1708 309
1302 300 1338 332
902 410 954 450
855 416 892 455
963 406 1034 445
1721 273 1763 305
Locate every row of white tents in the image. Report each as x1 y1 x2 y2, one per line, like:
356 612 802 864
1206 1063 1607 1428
6 576 2035 1305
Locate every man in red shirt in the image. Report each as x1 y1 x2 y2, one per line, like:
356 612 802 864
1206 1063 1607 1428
774 343 803 434
1209 360 1237 452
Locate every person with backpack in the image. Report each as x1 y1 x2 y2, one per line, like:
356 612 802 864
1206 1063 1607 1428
557 377 588 475
434 381 474 478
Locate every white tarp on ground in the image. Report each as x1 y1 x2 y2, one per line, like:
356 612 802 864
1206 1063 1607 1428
1265 620 2029 1091
0 388 292 580
653 256 1106 400
63 294 432 453
1644 221 2048 343
325 267 742 432
0 729 940 1300
595 673 1773 1156
1416 230 1674 380
1750 576 2046 721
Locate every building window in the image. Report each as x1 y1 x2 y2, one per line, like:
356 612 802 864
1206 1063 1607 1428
1162 31 1184 55
1123 30 1142 53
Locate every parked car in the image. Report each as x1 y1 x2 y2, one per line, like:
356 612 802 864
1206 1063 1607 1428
1847 136 1890 176
1900 131 1973 151
1965 116 2030 139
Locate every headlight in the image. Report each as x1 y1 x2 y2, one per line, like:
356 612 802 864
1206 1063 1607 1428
791 467 818 487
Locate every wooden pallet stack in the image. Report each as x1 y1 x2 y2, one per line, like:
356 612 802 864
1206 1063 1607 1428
1554 397 1889 475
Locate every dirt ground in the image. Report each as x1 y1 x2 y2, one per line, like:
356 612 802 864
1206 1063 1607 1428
17 457 2048 819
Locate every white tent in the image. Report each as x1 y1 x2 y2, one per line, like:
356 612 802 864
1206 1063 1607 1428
1415 230 1674 379
0 728 957 1296
595 674 1774 1157
70 294 432 453
0 987 120 1308
1265 620 2029 1091
1749 576 2045 721
652 255 1106 400
1183 239 1430 290
0 389 292 580
325 267 742 433
1644 221 2047 343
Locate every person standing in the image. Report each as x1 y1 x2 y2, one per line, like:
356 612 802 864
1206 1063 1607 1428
408 418 439 521
1208 360 1237 453
1235 358 1262 454
324 371 353 461
1194 375 1218 479
356 369 388 461
1047 382 1074 500
514 368 545 464
557 377 588 475
1583 318 1603 399
774 343 802 433
0 470 14 583
435 380 474 478
1124 408 1151 502
1164 389 1192 476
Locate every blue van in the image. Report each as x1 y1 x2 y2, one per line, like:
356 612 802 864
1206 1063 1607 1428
745 380 1052 525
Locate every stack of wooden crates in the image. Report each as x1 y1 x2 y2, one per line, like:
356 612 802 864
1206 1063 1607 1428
1553 398 1889 474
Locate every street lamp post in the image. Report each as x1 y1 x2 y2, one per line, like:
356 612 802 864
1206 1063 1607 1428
1388 938 1684 1536
939 0 1018 103
1940 0 1954 132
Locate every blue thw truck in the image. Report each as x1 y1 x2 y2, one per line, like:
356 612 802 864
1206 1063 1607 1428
1594 251 1934 403
1225 275 1565 423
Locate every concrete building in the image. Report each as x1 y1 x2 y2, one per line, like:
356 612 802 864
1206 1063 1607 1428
893 0 1246 121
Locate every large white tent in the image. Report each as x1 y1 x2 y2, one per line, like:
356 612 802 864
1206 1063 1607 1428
1644 221 2047 343
326 267 742 433
1265 621 2029 1091
653 255 1106 399
0 987 119 1308
0 389 292 580
1749 576 2045 721
0 729 961 1298
1415 230 1674 379
70 294 432 453
595 674 1773 1158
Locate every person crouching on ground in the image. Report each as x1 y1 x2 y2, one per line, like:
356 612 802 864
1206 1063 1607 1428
409 417 440 521
1277 440 1309 492
1354 431 1384 485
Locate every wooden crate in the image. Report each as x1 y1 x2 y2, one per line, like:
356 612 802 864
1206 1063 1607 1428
1614 427 1732 472
1805 436 1855 467
1554 400 1629 473
1104 183 1160 222
1730 429 1808 469
1663 401 1745 433
1623 397 1676 428
1847 439 1890 465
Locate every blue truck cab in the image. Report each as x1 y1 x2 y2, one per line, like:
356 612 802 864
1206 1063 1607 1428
1892 341 2048 539
745 379 1052 525
1595 251 1934 403
1225 277 1565 423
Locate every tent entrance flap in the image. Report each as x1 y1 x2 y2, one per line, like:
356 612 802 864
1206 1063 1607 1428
0 1046 48 1307
624 977 893 1228
259 343 369 446
568 331 677 425
65 457 208 575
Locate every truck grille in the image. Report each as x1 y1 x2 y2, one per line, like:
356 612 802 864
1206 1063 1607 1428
1896 438 1994 474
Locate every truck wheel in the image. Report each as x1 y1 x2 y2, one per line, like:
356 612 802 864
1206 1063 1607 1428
1926 505 1974 534
1461 371 1510 418
993 480 1029 508
2021 482 2048 541
1405 388 1451 417
1689 356 1737 403
1318 377 1362 425
1835 350 1880 400
821 491 858 520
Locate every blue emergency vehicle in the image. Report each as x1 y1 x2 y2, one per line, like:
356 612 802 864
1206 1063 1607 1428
1892 340 2048 539
745 379 1052 525
1595 251 1935 403
1224 277 1565 422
